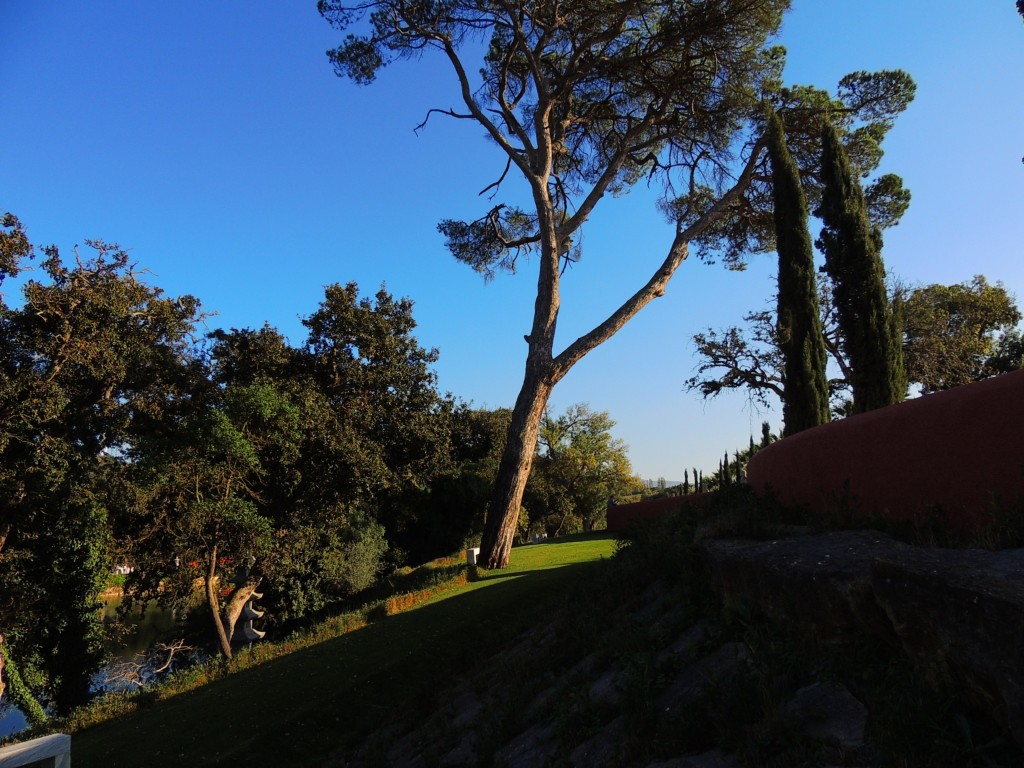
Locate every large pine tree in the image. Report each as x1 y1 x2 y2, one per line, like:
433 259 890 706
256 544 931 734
817 123 905 413
767 111 830 435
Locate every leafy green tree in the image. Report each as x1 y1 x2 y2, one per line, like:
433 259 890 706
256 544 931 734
984 328 1024 377
417 407 513 560
0 222 203 711
528 404 638 535
0 213 31 289
300 283 457 566
903 276 1022 393
120 382 300 659
766 110 829 435
817 122 905 412
120 282 451 644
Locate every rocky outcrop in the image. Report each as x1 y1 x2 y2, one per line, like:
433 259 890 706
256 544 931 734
872 547 1024 747
700 531 1024 751
701 530 902 643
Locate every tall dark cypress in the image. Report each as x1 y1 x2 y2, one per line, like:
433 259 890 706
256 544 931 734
766 111 830 435
817 123 905 413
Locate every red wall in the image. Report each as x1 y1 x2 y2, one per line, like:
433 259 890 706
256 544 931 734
607 493 711 532
746 370 1024 532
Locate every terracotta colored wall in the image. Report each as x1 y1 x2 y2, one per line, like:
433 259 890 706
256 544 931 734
606 493 711 532
746 369 1024 532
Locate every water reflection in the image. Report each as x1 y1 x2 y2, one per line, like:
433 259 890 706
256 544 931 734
101 592 180 663
0 592 180 738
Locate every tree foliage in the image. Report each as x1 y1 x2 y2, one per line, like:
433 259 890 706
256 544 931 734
0 226 203 712
687 310 784 407
116 280 455 658
688 275 1023 411
902 276 1022 393
527 404 638 535
817 122 905 413
1 212 461 702
766 110 829 435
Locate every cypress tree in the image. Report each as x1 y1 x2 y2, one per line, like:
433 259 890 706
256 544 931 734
683 468 690 495
767 111 830 435
817 122 905 413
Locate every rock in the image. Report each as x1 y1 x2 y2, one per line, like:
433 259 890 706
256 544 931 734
645 749 737 767
701 531 904 641
588 667 621 707
871 546 1024 750
655 621 710 668
450 690 482 731
780 681 867 748
525 650 600 719
658 642 751 716
568 715 628 767
495 722 558 768
441 733 478 767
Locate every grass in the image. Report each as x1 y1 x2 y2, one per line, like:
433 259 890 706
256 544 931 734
68 533 617 767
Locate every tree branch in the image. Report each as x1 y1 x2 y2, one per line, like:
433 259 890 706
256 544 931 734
440 39 535 179
552 141 766 378
413 107 474 134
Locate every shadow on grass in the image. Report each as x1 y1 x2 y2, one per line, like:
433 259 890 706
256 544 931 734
73 555 608 768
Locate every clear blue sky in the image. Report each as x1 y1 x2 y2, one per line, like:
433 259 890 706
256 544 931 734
3 2 1022 480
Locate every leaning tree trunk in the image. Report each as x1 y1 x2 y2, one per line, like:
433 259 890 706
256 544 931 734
479 371 553 569
479 192 562 570
205 545 233 660
477 124 765 571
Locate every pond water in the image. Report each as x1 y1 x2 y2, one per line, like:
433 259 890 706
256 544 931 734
0 593 180 738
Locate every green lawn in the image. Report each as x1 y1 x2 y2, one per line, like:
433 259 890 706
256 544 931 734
72 533 617 767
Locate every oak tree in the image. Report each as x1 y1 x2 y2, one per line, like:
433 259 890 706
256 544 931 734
0 221 203 711
903 276 1021 393
530 403 637 534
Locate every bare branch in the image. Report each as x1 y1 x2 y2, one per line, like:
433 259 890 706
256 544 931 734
413 107 474 134
102 639 192 689
440 39 536 179
479 156 514 199
552 139 767 378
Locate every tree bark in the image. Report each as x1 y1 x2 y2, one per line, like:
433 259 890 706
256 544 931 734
478 146 766 569
205 545 233 660
479 370 553 569
222 580 260 643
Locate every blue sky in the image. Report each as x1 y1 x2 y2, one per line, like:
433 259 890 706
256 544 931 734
3 2 1022 480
